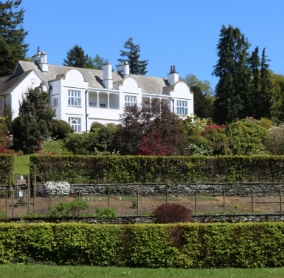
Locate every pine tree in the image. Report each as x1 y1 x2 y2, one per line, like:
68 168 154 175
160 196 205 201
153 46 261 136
63 45 88 68
12 86 56 153
0 0 28 76
213 25 251 124
118 37 148 75
85 54 108 70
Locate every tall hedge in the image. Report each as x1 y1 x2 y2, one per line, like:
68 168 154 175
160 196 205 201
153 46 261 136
0 155 13 185
30 155 284 183
1 223 284 267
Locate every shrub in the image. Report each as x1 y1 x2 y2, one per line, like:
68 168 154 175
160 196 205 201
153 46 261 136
153 203 192 223
51 197 89 217
51 120 73 140
41 181 70 195
95 207 117 219
264 125 284 155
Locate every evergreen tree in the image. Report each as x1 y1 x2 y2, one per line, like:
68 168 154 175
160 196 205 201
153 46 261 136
118 37 148 75
259 48 272 118
63 45 88 68
248 46 260 116
0 0 28 76
12 86 56 153
213 25 251 124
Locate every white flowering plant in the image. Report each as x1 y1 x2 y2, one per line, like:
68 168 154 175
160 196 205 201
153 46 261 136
40 181 71 195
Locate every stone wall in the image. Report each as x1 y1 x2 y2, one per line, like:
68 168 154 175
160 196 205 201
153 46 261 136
68 182 284 197
3 213 284 224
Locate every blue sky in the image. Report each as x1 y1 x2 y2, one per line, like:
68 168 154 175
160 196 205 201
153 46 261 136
22 0 284 91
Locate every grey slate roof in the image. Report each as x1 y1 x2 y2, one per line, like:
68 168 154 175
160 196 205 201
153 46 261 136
2 61 187 95
0 71 32 96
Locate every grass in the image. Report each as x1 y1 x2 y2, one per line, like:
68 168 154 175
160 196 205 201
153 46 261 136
13 154 30 175
1 265 284 278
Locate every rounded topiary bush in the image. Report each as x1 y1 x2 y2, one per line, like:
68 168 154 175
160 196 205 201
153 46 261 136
51 119 73 139
153 203 192 223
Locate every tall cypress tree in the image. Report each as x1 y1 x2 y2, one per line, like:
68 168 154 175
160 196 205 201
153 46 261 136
0 0 28 76
118 37 148 75
63 45 88 68
213 25 251 124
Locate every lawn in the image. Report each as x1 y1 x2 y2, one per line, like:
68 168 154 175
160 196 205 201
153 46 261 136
13 154 30 176
0 265 284 278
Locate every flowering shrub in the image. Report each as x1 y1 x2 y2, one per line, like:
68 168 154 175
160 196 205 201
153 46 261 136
0 116 13 154
40 181 70 195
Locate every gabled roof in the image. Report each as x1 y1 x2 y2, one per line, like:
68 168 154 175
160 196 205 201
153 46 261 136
16 61 178 94
0 71 33 96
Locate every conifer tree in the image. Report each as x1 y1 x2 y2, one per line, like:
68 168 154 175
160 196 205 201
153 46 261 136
12 86 56 153
213 25 251 124
63 45 88 68
118 37 148 75
0 0 28 76
259 48 272 119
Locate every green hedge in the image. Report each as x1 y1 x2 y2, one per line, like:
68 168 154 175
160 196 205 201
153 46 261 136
0 155 13 185
30 155 284 183
1 222 284 267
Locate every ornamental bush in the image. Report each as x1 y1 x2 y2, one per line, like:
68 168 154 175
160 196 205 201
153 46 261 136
154 203 192 223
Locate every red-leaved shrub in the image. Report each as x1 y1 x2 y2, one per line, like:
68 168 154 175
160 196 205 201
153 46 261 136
153 203 192 223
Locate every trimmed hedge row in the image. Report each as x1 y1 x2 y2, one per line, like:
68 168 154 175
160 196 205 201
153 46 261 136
1 222 284 267
30 155 284 183
0 155 13 185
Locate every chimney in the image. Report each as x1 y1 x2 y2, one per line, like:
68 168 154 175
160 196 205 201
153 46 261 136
167 65 179 85
32 46 48 72
117 62 124 75
103 62 113 89
123 62 129 77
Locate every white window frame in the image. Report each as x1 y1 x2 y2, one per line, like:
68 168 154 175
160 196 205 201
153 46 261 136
68 117 81 133
68 90 81 106
176 100 188 115
125 95 137 107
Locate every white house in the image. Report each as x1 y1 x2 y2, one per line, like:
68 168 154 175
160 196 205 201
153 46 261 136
0 48 194 132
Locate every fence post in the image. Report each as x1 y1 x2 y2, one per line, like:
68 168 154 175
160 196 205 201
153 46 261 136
33 172 36 214
137 184 139 216
251 189 254 213
5 190 8 217
27 175 30 214
108 185 110 208
195 184 197 213
280 186 282 214
11 189 14 217
223 186 226 213
166 184 168 205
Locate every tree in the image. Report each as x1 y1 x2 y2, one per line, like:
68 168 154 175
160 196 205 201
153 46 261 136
0 0 28 76
63 45 88 68
270 72 284 123
85 54 108 70
113 102 188 155
118 37 148 75
12 86 56 153
213 25 251 124
184 74 214 119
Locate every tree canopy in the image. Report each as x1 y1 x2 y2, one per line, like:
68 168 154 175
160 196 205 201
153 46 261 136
0 0 28 76
118 37 148 75
85 54 108 70
12 86 56 153
63 45 88 68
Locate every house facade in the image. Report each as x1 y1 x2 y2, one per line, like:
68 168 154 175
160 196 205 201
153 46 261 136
0 49 194 132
